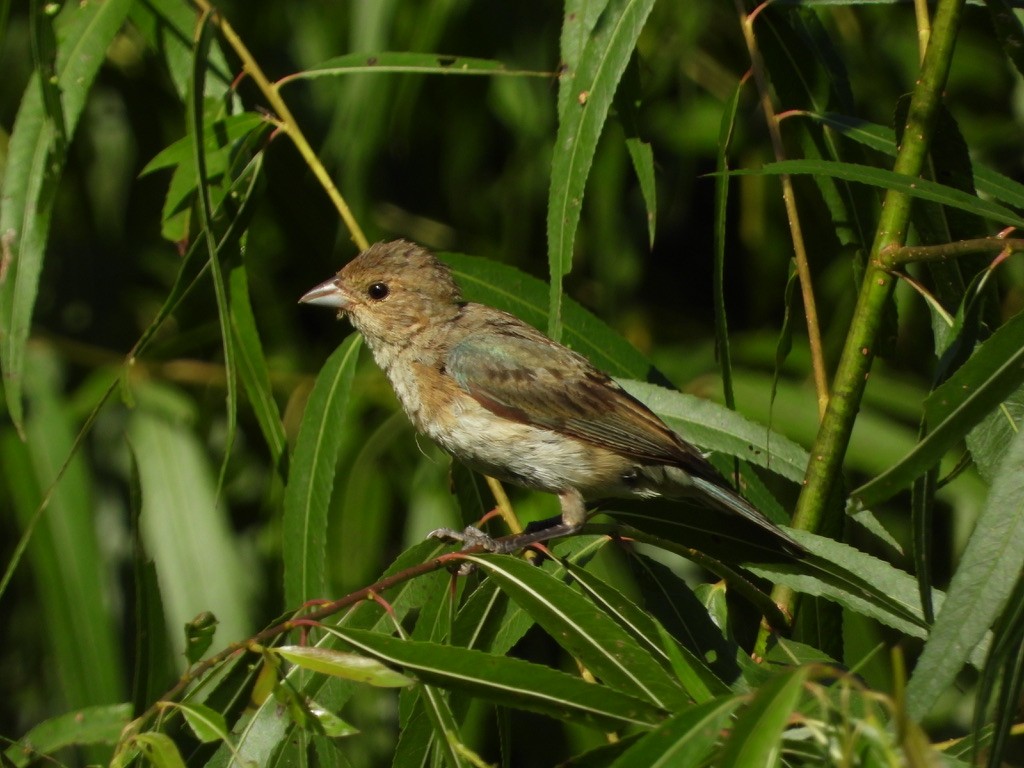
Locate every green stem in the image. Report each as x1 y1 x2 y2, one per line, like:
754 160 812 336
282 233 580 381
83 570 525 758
760 0 967 648
883 237 1024 267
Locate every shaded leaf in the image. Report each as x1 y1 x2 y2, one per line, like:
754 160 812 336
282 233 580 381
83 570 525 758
906 427 1024 719
463 554 690 710
0 0 133 433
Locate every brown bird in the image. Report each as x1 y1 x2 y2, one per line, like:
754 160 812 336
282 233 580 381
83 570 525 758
301 240 798 553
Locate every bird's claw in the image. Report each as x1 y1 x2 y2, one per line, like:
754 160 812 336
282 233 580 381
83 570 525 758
428 526 508 553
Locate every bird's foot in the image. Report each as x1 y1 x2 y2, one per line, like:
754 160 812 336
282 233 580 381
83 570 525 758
428 525 506 552
428 521 582 555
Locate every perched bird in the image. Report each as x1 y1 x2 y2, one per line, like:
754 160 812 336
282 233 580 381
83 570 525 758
301 240 799 554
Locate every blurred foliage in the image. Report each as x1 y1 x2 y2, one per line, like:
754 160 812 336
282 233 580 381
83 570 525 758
2 0 1024 766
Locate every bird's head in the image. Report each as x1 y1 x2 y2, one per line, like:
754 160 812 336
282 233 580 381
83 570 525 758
300 240 463 349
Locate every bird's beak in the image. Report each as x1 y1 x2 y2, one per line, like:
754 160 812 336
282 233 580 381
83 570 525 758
299 277 351 310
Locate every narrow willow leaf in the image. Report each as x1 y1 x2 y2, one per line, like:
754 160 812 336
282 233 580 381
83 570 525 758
463 554 690 710
973 569 1024 768
283 335 362 606
0 0 133 433
805 111 1024 210
717 667 810 765
322 626 666 731
748 532 929 636
3 349 125 710
140 113 265 176
3 704 132 768
906 428 1024 720
854 309 1024 508
229 263 288 473
283 51 550 83
127 0 234 102
565 559 729 703
618 380 810 483
129 385 253 660
547 0 657 340
609 696 743 768
414 676 468 768
273 646 413 687
735 160 1024 228
558 0 609 119
985 0 1024 80
615 56 656 247
189 15 238 489
625 552 739 695
713 80 743 413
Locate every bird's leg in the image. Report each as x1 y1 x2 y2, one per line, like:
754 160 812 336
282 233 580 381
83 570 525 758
428 490 587 554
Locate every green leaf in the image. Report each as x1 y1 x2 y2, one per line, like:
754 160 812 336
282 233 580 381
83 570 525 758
274 646 413 687
229 263 288 473
308 704 359 739
129 384 254 660
134 733 188 768
322 626 667 731
183 611 218 665
713 80 744 413
717 667 810 766
139 113 266 176
0 0 133 434
804 111 1024 211
618 380 810 484
906 427 1024 719
547 0 657 339
189 16 239 490
284 51 550 83
178 702 229 743
749 533 930 638
984 0 1024 80
734 159 1024 228
2 348 125 709
463 554 690 710
558 0 609 119
283 335 362 606
566 558 731 703
609 696 743 768
853 308 1024 508
3 704 132 768
128 0 235 102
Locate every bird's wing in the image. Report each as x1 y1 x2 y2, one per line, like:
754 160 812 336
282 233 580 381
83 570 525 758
445 324 713 476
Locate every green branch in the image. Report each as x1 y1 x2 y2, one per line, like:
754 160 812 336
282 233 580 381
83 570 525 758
761 0 968 646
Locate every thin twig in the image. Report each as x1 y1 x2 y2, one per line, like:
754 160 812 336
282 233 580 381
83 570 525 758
738 0 831 421
118 551 463 747
757 0 968 655
882 237 1024 267
190 0 369 251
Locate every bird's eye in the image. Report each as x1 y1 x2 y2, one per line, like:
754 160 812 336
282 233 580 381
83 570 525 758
367 282 389 301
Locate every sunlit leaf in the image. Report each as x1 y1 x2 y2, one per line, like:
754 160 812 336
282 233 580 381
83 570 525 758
547 0 657 339
274 646 413 687
283 335 362 606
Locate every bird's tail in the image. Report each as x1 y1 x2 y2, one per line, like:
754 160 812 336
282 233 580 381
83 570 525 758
690 475 805 556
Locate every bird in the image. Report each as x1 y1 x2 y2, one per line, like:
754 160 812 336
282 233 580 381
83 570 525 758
300 240 800 555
